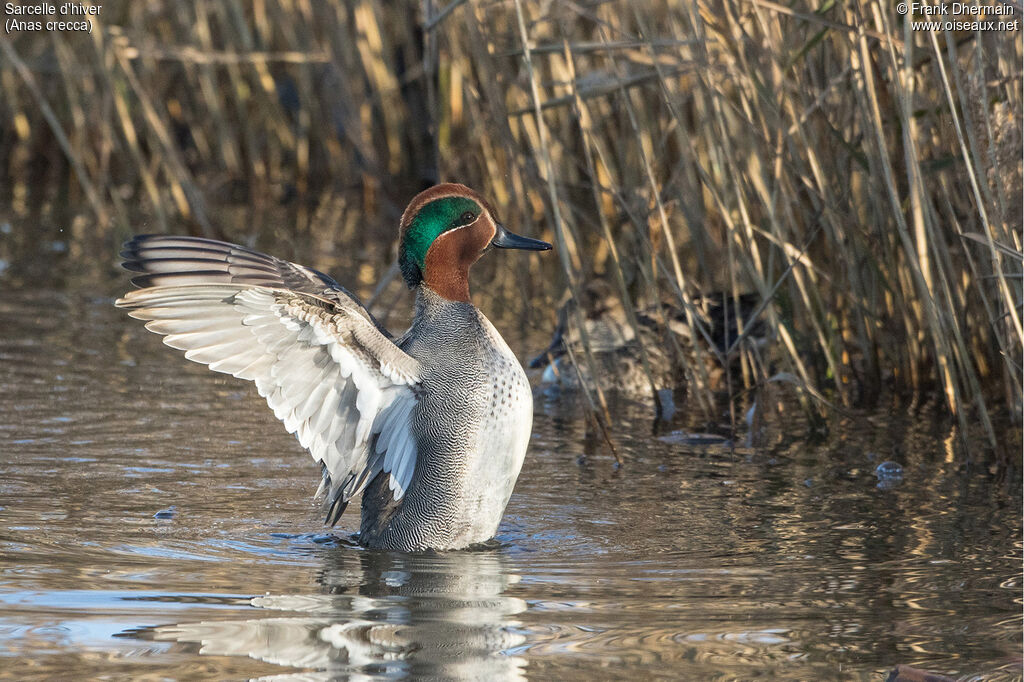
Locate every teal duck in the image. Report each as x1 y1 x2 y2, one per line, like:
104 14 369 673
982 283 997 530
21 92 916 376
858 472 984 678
117 183 551 551
531 282 768 398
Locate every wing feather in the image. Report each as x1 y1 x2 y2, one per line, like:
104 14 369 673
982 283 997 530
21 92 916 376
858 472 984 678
116 236 424 524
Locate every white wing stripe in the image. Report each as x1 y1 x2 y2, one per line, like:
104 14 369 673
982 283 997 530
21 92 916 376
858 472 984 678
163 328 250 350
208 349 265 375
144 318 229 335
183 339 255 365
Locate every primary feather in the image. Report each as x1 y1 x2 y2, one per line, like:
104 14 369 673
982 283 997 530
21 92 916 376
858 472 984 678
116 235 423 521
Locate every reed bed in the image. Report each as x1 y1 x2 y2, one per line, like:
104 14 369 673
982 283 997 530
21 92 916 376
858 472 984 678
0 1 1020 449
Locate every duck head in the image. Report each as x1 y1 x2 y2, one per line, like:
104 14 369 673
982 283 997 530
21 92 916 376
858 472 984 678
398 183 551 302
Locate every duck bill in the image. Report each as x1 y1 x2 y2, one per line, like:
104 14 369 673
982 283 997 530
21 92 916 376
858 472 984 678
491 224 551 251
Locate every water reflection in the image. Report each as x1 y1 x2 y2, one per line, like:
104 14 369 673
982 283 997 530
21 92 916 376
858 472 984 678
143 546 526 680
1 290 1021 680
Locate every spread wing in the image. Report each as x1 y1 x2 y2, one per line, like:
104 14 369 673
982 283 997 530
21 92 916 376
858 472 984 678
116 235 421 524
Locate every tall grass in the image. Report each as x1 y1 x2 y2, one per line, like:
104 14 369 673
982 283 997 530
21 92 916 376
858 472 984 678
0 1 1020 448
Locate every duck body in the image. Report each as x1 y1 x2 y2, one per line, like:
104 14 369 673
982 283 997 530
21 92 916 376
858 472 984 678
360 288 533 550
531 283 686 398
533 282 768 399
117 183 549 551
539 329 681 398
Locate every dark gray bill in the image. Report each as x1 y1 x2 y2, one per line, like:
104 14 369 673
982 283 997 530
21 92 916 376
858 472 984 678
491 224 552 251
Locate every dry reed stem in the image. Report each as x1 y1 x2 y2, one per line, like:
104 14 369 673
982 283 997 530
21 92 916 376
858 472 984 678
0 1 1018 449
1 39 110 228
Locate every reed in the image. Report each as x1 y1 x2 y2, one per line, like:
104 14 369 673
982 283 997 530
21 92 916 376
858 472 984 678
0 1 1019 448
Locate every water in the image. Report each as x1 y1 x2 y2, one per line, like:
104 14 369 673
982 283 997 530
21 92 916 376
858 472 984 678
1 289 1020 680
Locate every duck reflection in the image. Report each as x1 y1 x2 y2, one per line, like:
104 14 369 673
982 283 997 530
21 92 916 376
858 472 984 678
148 544 527 680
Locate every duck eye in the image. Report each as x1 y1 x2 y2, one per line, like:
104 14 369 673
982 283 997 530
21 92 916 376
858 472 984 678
457 211 476 226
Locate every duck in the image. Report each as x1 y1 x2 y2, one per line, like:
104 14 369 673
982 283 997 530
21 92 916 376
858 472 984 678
116 183 551 552
531 280 768 399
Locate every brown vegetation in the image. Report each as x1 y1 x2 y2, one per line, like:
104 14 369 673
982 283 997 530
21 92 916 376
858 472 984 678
0 1 1020 446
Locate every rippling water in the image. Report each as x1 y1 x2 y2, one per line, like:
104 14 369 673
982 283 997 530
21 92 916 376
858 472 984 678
1 290 1021 680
